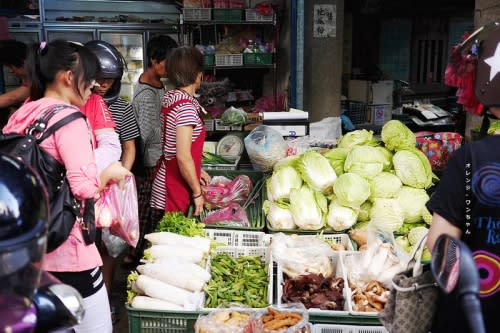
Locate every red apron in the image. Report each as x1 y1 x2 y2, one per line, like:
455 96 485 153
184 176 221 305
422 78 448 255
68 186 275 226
162 100 206 215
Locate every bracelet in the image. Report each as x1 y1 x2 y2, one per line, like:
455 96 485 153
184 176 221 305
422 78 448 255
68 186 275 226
192 193 202 199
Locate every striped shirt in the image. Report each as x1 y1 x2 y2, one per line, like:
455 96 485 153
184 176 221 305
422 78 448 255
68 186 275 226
132 82 164 167
150 89 204 210
108 97 140 142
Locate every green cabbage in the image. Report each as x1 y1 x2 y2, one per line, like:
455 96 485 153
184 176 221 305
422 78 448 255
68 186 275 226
273 154 301 171
370 198 405 232
268 165 303 201
393 148 433 189
326 200 359 231
263 200 296 230
295 151 337 193
396 186 430 223
323 147 351 176
395 236 412 253
408 226 429 246
369 172 402 201
381 120 416 151
352 221 370 229
344 146 386 179
358 201 372 222
333 173 371 208
422 205 433 225
396 222 427 235
375 146 394 171
337 129 376 148
289 185 324 230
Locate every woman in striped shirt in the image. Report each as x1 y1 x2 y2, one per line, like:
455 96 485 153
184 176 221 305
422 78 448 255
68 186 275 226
151 46 211 216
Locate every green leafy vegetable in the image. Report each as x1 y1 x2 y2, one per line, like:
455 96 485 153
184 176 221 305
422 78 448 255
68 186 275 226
393 148 433 189
343 146 387 179
202 151 232 165
370 198 405 232
220 107 248 126
396 186 430 223
333 172 371 208
323 147 351 176
381 120 416 151
337 129 377 148
295 150 337 193
156 212 205 237
369 172 402 201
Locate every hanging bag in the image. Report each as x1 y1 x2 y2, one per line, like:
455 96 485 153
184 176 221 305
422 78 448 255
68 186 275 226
0 105 95 252
379 233 439 333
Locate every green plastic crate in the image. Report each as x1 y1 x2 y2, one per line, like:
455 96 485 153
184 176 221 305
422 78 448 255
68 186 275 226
127 306 200 333
243 52 273 65
212 8 244 21
188 169 266 230
203 54 214 67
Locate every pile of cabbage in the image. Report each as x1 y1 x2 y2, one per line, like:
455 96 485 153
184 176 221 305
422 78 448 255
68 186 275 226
263 120 435 235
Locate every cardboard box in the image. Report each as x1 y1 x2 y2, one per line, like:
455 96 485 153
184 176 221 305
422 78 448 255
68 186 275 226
348 80 394 105
368 104 393 125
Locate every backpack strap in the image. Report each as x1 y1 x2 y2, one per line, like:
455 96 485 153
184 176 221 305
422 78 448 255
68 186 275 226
37 112 85 143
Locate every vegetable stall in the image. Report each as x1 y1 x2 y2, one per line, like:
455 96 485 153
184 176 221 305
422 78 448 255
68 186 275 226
125 119 454 333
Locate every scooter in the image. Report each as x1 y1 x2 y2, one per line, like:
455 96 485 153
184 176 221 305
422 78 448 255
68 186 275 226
0 270 85 333
431 234 486 333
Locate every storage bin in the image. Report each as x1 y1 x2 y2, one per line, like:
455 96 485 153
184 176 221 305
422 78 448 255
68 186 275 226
203 246 273 310
204 229 269 247
212 8 244 21
127 307 199 333
313 324 388 333
203 54 214 67
215 53 243 66
182 8 211 21
202 155 240 170
245 9 274 22
342 100 369 125
243 52 273 65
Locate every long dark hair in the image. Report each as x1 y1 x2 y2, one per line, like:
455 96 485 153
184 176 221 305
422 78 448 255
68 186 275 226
27 40 100 101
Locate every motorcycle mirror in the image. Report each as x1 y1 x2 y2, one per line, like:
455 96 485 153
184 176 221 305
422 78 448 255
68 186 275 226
431 234 480 296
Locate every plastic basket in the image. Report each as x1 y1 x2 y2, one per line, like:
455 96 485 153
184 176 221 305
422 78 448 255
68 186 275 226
313 324 388 333
342 100 368 125
276 252 352 317
215 53 243 66
212 8 244 21
204 229 269 247
127 306 199 333
203 54 215 67
203 246 273 310
245 9 274 22
243 52 273 65
202 156 240 170
189 170 266 230
183 8 211 21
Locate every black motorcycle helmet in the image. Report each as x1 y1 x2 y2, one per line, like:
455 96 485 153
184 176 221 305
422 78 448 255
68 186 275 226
0 153 48 301
85 40 126 105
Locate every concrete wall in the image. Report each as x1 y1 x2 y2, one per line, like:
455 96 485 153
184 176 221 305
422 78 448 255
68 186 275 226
303 0 344 121
465 0 500 141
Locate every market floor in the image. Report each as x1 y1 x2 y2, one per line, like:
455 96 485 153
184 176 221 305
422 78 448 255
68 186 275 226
110 256 131 333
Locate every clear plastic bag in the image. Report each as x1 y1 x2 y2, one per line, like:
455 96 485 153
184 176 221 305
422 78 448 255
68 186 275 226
95 176 140 247
203 175 253 209
254 305 310 333
244 125 288 172
101 228 128 258
194 308 254 333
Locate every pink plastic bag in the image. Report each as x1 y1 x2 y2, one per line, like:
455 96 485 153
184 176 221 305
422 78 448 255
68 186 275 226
95 176 140 247
202 175 253 209
201 202 250 227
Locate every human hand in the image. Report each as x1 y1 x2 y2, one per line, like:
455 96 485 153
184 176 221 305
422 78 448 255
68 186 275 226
193 194 204 216
103 161 132 185
200 169 211 186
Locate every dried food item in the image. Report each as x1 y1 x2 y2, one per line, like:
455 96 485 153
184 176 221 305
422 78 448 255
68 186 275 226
255 307 309 333
195 310 253 333
282 274 345 311
350 280 389 312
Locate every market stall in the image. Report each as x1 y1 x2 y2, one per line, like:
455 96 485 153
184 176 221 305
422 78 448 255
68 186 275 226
122 115 456 332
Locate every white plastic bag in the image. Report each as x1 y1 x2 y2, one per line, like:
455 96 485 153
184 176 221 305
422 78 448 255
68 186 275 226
244 125 288 172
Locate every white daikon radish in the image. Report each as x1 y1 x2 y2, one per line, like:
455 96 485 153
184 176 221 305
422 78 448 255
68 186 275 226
135 275 194 306
137 263 206 292
131 295 183 311
144 244 204 263
145 232 211 253
152 257 211 282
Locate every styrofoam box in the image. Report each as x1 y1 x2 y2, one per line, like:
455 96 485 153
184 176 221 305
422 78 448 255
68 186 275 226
203 246 273 311
245 9 274 22
215 53 243 66
183 8 211 21
341 252 380 317
204 229 269 247
276 252 352 316
313 324 388 333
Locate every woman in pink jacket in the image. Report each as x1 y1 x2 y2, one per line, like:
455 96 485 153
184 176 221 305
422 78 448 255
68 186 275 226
2 40 130 333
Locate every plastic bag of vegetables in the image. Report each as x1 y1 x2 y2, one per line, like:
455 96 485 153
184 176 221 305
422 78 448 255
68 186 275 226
202 175 253 209
244 125 288 172
220 106 248 126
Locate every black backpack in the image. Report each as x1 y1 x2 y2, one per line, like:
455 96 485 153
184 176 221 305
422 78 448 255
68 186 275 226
0 104 96 252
